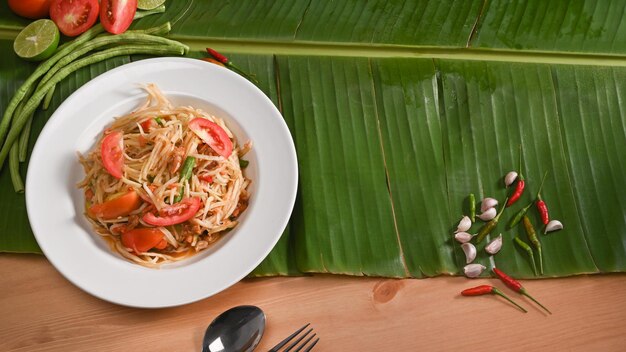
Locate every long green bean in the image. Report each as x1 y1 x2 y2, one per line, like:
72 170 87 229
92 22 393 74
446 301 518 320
9 142 23 193
0 44 188 171
17 112 33 162
42 84 55 110
37 23 173 90
0 5 165 146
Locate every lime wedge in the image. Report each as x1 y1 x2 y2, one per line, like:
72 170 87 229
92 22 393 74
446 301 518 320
14 19 60 62
137 0 166 10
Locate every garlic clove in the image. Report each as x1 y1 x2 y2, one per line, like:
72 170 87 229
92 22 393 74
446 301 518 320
485 234 503 255
505 171 518 187
455 216 472 233
480 197 499 212
478 207 497 221
454 232 474 243
464 264 486 278
461 243 477 264
544 220 563 234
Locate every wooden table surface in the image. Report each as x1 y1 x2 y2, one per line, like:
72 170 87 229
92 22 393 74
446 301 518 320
1 254 625 351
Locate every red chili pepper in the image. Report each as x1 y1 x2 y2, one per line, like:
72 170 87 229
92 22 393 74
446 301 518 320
536 199 549 224
205 48 259 84
461 285 527 313
507 146 525 207
206 48 229 64
492 268 551 314
533 171 550 224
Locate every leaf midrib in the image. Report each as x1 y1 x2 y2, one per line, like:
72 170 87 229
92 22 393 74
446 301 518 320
3 27 626 66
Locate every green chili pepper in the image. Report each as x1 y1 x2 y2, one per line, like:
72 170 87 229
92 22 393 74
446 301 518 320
469 193 476 223
523 215 543 275
239 159 249 168
508 202 533 229
475 197 508 243
514 236 538 276
174 156 195 203
155 116 165 126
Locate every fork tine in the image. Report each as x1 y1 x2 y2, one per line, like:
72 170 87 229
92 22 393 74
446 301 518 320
268 323 310 352
301 338 319 352
292 333 317 352
283 330 313 352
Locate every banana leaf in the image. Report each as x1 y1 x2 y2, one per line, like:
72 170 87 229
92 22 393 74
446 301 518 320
0 1 625 278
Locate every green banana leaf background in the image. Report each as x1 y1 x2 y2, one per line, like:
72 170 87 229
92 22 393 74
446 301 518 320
0 0 624 279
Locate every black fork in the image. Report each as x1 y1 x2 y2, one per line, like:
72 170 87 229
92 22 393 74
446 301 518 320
268 323 319 352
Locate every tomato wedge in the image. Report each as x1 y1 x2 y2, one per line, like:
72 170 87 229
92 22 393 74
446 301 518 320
101 130 124 179
188 118 233 158
100 0 137 35
121 228 166 254
50 0 99 37
142 197 201 226
88 190 142 219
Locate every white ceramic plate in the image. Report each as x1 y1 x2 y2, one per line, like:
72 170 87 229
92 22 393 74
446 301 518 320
26 58 297 308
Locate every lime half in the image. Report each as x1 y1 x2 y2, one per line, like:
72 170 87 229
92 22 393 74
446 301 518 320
14 19 60 62
137 0 166 10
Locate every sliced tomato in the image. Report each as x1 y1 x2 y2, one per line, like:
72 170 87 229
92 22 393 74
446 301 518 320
101 130 124 179
188 118 233 158
140 118 154 132
142 197 201 226
50 0 99 37
121 228 165 254
100 0 137 35
88 190 142 219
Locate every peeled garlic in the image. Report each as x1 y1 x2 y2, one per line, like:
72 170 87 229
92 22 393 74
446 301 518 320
461 243 477 264
480 197 499 212
485 234 503 255
455 216 472 233
505 171 518 187
544 220 563 234
478 207 497 221
464 264 486 278
454 232 474 243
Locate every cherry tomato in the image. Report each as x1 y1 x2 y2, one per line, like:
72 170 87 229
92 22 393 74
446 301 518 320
88 190 142 219
142 197 201 226
100 0 137 35
101 130 124 179
8 0 52 19
188 118 233 158
121 228 165 254
49 0 99 37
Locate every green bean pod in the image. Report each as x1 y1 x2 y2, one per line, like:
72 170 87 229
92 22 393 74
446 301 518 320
9 142 23 193
174 156 196 203
514 236 538 275
0 44 188 170
523 215 543 275
37 24 173 90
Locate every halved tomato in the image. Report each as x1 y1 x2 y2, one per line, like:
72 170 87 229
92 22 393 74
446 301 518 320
100 0 137 35
121 228 165 253
140 118 154 132
101 130 124 179
142 197 201 226
88 190 142 219
50 0 99 37
188 118 233 158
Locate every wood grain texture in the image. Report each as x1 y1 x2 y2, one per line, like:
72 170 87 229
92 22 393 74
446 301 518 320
1 254 625 351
